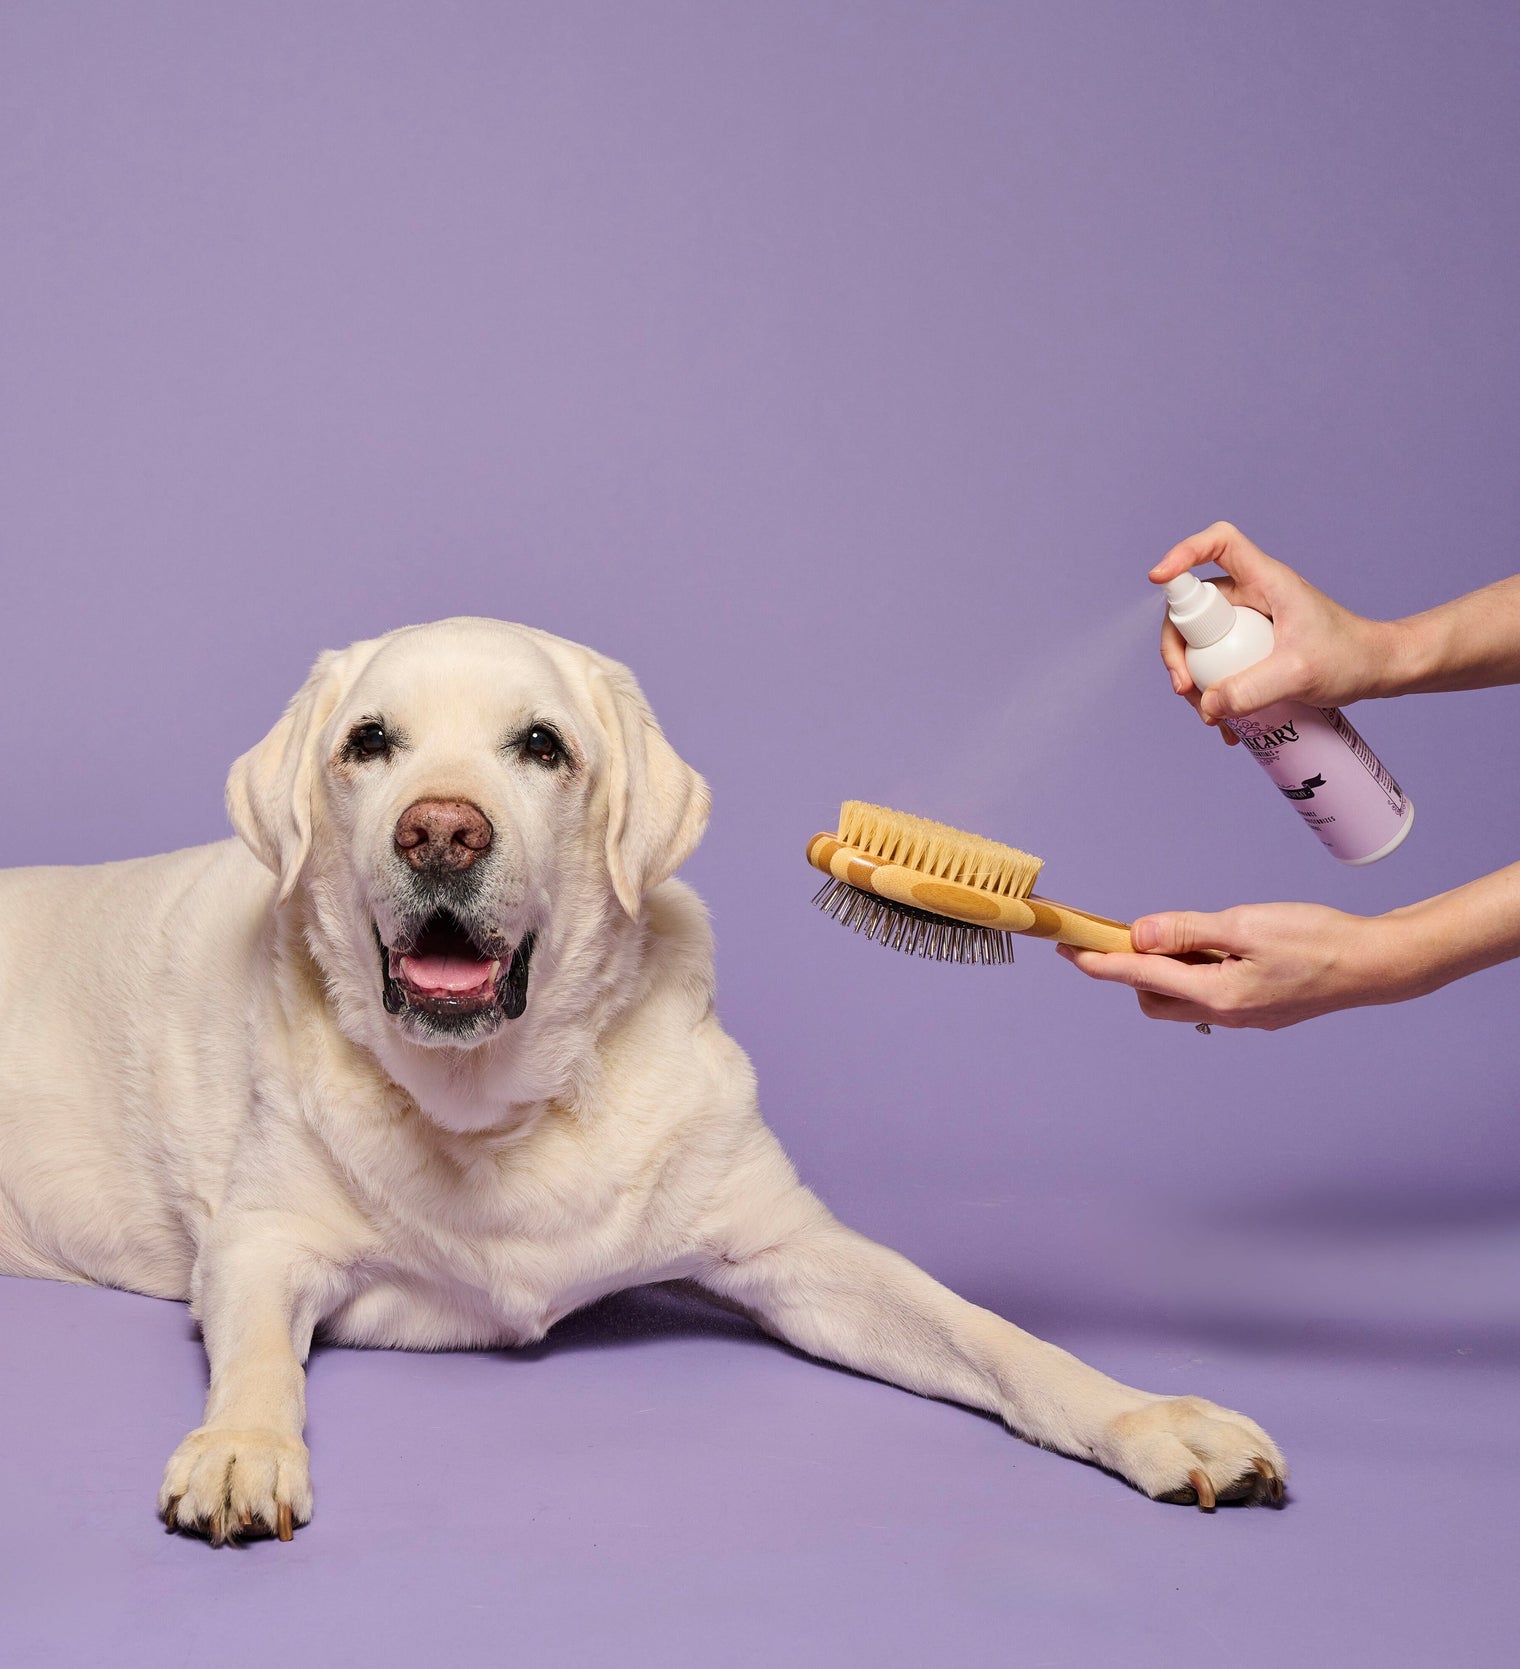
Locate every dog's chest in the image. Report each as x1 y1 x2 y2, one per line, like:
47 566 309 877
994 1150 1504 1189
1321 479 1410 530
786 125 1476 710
330 1106 694 1348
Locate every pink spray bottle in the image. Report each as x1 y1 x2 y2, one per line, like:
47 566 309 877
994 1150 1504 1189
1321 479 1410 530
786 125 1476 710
1163 572 1414 864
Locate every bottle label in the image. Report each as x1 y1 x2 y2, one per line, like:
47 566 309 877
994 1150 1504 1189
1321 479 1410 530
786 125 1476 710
1228 701 1410 862
1320 705 1406 805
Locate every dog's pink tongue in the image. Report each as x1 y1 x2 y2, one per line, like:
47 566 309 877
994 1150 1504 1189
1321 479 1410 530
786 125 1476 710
401 952 495 994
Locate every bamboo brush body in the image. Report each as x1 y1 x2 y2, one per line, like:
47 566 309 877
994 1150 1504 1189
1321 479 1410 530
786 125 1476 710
806 801 1135 963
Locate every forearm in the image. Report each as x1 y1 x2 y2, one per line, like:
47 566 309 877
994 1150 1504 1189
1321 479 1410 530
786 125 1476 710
1385 860 1520 996
1379 576 1520 696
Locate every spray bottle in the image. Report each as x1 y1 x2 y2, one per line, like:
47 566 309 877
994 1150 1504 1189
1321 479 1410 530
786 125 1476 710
1163 573 1414 864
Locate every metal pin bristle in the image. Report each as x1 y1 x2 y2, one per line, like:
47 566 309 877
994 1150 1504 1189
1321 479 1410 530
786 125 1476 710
811 879 1016 966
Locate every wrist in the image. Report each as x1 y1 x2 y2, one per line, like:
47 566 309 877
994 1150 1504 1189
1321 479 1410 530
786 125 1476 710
1371 899 1462 1002
1370 613 1440 699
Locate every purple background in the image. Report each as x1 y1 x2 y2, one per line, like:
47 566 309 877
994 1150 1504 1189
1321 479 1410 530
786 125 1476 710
2 3 1517 1663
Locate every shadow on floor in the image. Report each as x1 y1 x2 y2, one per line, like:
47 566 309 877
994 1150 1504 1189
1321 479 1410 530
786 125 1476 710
281 1172 1520 1375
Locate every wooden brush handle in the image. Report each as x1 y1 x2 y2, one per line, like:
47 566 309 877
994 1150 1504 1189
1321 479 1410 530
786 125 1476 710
1018 899 1228 961
1021 897 1137 953
807 834 1135 951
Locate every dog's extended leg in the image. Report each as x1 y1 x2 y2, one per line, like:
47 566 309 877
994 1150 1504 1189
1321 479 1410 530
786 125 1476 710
700 1193 1285 1509
159 1219 344 1543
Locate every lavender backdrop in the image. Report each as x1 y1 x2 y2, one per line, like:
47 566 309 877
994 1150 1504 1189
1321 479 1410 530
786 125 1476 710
2 4 1516 1665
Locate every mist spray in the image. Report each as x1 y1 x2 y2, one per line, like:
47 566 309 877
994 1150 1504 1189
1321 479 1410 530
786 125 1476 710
1163 573 1413 864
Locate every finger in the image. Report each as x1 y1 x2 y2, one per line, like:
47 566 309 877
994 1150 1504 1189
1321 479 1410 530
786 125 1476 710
1130 910 1246 956
1149 522 1277 590
1159 619 1193 695
1135 989 1222 1025
1149 528 1217 583
1057 943 1226 1003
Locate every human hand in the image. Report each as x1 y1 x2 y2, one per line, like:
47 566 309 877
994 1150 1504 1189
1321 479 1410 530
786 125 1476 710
1153 523 1399 741
1055 902 1418 1031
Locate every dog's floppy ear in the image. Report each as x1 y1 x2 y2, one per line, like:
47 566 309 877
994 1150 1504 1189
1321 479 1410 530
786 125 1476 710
226 644 370 905
589 660 710 919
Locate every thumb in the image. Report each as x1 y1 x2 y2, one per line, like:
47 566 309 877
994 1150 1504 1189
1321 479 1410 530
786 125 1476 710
1131 910 1241 956
1203 654 1300 720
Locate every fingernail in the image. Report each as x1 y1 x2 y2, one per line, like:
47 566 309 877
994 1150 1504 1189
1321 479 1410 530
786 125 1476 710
1132 919 1159 951
1170 670 1182 694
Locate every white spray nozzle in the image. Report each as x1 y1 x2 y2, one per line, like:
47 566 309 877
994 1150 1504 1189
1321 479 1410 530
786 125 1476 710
1163 572 1236 649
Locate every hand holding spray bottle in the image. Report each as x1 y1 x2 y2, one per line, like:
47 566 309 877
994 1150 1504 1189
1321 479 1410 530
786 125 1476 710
1163 572 1414 864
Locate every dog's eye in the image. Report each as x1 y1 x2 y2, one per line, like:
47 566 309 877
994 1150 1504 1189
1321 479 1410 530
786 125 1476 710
344 721 391 762
522 724 565 768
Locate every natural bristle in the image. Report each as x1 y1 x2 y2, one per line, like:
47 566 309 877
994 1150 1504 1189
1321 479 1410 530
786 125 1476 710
836 802 1044 900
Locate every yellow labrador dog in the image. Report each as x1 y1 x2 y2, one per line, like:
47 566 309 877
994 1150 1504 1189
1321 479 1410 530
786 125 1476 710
0 617 1283 1540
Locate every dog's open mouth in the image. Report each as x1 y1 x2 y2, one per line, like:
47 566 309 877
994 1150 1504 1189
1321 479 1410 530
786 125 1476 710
375 912 535 1030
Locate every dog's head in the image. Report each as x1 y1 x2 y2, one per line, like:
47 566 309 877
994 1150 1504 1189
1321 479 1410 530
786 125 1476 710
226 618 708 1118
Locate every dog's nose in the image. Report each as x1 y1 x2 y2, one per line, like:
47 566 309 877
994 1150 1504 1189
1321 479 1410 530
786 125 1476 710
394 799 494 873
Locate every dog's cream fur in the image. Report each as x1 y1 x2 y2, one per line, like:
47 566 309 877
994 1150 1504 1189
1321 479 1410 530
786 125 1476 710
0 617 1283 1537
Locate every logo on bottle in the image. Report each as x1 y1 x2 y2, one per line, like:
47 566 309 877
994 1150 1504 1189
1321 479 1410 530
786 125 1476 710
1238 718 1299 753
1280 774 1326 801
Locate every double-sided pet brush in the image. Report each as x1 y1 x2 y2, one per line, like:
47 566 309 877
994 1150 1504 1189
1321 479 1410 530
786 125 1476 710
807 803 1219 1031
806 802 1136 964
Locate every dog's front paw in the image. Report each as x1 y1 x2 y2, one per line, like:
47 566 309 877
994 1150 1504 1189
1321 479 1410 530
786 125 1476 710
159 1426 312 1543
1102 1395 1286 1510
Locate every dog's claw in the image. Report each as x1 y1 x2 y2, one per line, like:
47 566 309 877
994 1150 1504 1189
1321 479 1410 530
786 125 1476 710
1188 1468 1217 1512
277 1503 293 1542
163 1495 181 1532
1252 1455 1284 1505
